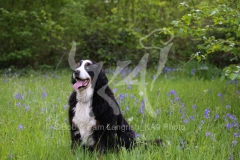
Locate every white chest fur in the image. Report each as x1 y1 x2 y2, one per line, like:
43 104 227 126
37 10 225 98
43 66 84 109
72 88 96 146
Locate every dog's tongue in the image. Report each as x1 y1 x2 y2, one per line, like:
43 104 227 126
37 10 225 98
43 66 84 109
73 80 84 91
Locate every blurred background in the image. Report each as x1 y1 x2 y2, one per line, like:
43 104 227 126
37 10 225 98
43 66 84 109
0 0 239 79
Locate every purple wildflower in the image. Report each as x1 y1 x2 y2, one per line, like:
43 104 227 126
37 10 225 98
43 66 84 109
50 126 55 130
135 133 140 138
25 105 30 111
17 102 21 107
125 106 129 111
63 105 68 110
190 116 195 120
130 94 134 99
226 105 230 109
139 100 145 114
226 123 231 129
215 114 219 120
206 132 210 137
218 93 223 97
119 94 124 101
204 108 210 119
42 92 47 98
18 124 24 130
191 68 196 75
156 109 160 115
192 105 196 109
112 88 117 93
128 85 132 90
227 114 237 121
14 94 24 100
184 119 189 124
234 133 238 137
168 90 176 95
174 97 181 103
180 140 185 148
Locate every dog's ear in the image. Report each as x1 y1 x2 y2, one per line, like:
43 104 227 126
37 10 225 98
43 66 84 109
95 69 108 89
89 62 108 90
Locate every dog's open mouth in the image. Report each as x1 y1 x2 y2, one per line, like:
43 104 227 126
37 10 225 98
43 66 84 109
73 78 90 90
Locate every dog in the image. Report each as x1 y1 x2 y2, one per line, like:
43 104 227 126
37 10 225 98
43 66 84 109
68 60 136 153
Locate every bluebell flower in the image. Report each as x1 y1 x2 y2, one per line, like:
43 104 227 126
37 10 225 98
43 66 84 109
226 123 231 129
119 94 124 101
42 92 47 98
18 124 24 130
112 88 117 93
14 94 24 100
168 90 176 95
153 75 157 80
17 102 21 107
190 116 195 120
233 133 238 137
139 100 145 114
63 105 68 110
180 140 185 148
191 68 196 75
215 114 219 120
25 105 30 111
130 94 134 99
204 108 210 119
226 105 230 109
206 132 210 137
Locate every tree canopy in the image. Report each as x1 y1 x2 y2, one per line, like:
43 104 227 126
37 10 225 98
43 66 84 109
0 0 239 79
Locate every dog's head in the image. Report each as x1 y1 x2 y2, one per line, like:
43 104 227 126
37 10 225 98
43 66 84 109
72 60 108 91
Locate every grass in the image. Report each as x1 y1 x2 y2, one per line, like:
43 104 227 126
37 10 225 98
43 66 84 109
0 67 239 160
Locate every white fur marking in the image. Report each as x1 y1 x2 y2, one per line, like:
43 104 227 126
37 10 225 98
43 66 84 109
72 83 96 146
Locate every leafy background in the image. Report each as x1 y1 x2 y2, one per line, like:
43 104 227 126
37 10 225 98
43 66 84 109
0 0 239 78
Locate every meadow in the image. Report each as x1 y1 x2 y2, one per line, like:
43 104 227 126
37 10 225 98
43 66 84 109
0 66 239 160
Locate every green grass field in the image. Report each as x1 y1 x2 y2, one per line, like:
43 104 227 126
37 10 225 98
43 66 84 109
0 68 239 160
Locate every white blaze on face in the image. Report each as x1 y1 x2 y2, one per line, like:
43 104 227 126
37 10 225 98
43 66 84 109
73 60 92 80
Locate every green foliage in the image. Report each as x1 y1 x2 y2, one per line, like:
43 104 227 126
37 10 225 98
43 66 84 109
0 7 65 68
0 0 190 69
167 0 240 79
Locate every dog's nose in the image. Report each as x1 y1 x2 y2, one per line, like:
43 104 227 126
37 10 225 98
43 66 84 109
74 70 80 76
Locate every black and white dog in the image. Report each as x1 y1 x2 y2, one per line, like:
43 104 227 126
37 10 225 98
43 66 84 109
68 60 136 152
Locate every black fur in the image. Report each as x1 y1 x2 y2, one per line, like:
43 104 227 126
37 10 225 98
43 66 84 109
68 61 136 152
